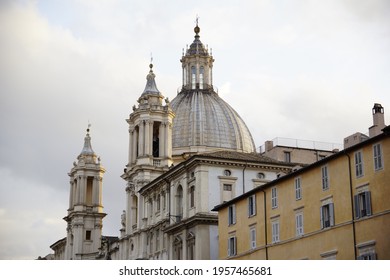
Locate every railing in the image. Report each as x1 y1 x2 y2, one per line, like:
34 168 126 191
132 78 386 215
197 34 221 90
259 137 343 153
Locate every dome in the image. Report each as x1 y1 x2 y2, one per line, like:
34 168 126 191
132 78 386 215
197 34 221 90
170 89 256 154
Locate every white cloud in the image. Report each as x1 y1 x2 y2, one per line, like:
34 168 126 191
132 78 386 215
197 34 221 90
0 0 389 259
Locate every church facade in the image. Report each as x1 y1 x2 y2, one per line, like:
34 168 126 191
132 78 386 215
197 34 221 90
114 24 295 260
50 23 297 260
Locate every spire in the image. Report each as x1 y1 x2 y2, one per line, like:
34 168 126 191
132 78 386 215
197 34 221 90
186 18 208 56
141 63 161 97
77 124 97 163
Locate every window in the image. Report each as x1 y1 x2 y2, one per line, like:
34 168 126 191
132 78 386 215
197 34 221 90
223 169 232 176
187 232 195 260
320 203 335 229
223 184 232 191
250 227 256 249
354 191 372 219
86 177 93 205
357 241 377 260
272 220 280 243
156 194 161 212
295 177 302 200
191 66 196 89
176 186 183 221
156 229 160 251
189 186 195 208
284 151 291 163
228 204 236 225
358 253 377 260
228 236 237 256
295 212 304 237
271 187 278 209
355 151 364 177
199 66 204 89
86 230 91 241
248 195 256 217
321 166 329 190
257 172 265 179
373 143 383 171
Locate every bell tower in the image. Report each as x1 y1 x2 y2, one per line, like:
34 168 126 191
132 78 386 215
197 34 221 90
121 63 175 239
64 126 106 260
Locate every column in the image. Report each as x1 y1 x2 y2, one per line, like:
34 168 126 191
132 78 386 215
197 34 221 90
75 177 81 205
69 181 74 209
128 129 133 165
159 122 166 158
166 122 172 159
125 186 132 235
92 176 98 206
133 128 138 160
80 176 86 204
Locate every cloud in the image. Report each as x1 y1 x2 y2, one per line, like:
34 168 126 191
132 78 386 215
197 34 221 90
0 0 389 260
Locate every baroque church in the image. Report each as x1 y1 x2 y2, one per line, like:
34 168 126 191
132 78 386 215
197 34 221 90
50 23 296 260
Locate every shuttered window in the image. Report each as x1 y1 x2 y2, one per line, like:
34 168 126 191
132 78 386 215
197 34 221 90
320 203 334 229
228 204 236 225
354 191 372 219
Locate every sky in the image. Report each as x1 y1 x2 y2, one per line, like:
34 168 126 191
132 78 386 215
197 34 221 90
0 0 389 259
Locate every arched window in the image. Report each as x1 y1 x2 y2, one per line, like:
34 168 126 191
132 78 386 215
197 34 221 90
191 66 196 89
199 66 204 89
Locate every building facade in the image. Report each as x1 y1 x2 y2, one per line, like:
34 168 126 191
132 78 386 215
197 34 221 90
115 24 293 260
214 122 390 259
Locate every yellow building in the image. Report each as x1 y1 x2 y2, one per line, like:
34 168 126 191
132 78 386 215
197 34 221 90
213 125 390 260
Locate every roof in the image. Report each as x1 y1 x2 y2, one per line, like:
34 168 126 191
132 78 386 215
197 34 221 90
170 89 256 153
212 125 390 212
198 150 282 163
139 150 293 194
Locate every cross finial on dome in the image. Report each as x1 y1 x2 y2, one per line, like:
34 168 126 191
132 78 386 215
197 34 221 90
194 15 200 36
150 53 153 69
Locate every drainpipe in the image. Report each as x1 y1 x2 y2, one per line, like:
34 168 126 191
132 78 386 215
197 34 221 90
260 190 268 260
343 151 357 259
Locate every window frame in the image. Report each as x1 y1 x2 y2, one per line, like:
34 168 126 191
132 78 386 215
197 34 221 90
248 195 256 217
354 191 372 219
295 212 304 237
321 165 329 190
228 204 236 226
271 187 278 209
271 220 280 243
189 186 195 208
373 143 383 171
284 151 291 163
355 150 364 178
250 227 256 250
320 203 335 229
228 236 237 257
295 177 302 200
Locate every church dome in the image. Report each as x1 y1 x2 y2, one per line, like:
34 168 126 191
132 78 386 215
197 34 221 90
170 89 256 153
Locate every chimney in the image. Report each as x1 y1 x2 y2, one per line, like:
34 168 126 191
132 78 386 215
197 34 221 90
369 103 385 137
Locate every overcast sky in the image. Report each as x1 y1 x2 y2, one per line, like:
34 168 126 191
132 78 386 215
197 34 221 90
1 0 389 259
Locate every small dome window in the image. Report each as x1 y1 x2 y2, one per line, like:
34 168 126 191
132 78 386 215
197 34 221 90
257 172 265 179
223 169 232 176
